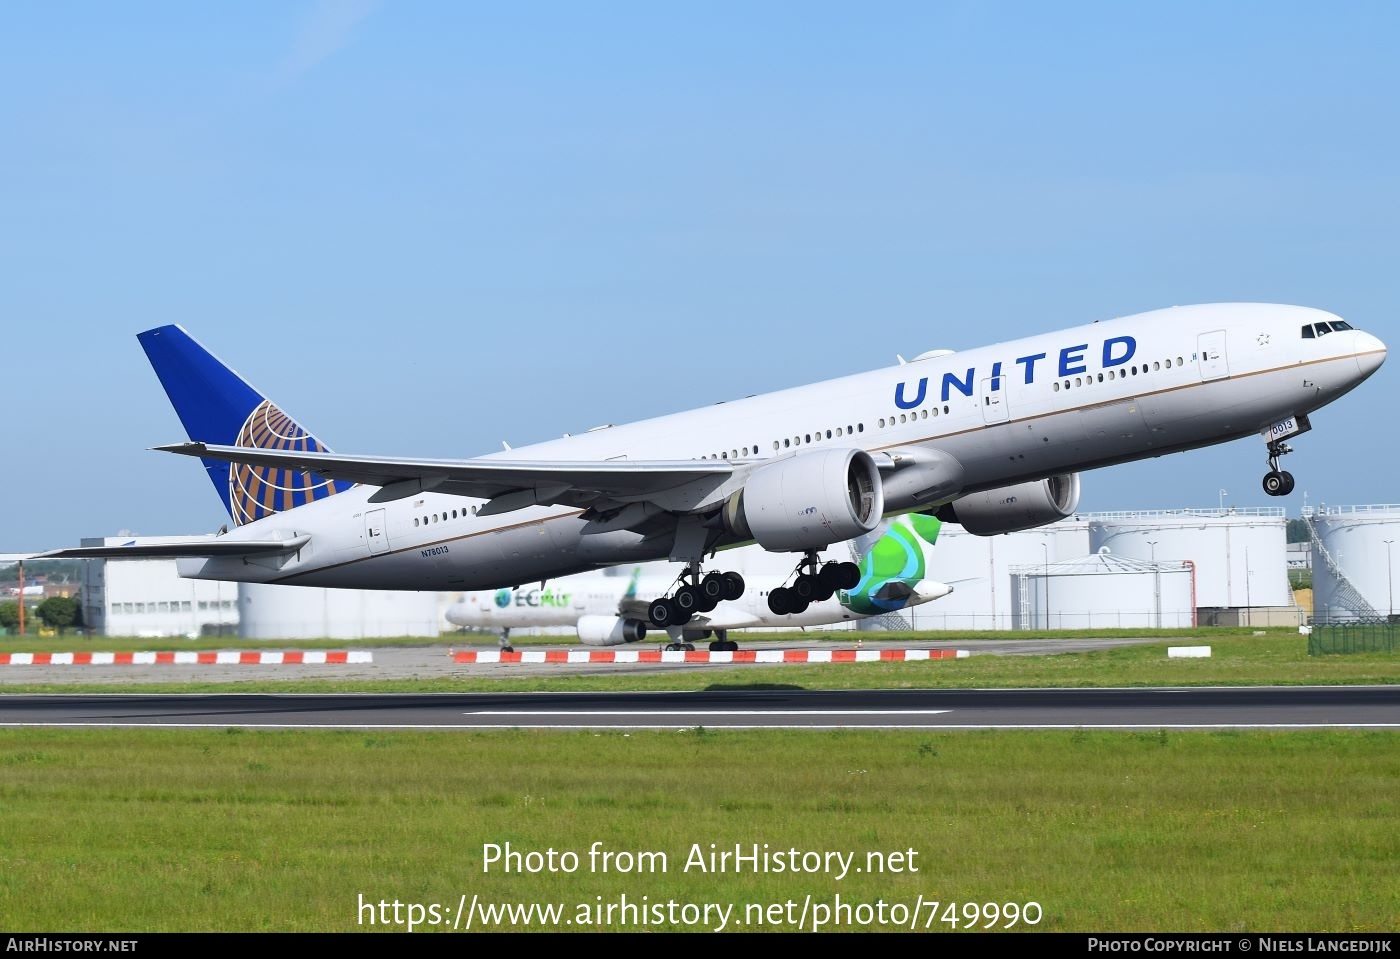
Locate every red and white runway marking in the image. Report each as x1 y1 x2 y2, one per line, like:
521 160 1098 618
0 651 373 666
451 648 969 665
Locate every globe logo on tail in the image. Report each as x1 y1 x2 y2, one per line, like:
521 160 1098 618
229 400 351 526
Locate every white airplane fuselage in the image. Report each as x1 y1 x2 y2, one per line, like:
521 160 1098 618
177 304 1386 591
445 577 953 633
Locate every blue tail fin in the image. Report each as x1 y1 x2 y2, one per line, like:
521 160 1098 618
138 325 353 526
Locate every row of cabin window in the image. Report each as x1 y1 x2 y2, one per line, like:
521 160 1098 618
878 405 952 429
112 600 235 614
700 423 869 460
414 506 480 528
1051 356 1187 392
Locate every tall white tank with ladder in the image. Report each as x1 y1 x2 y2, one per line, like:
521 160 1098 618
1306 505 1400 622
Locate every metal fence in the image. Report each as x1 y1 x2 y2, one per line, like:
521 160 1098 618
1307 621 1400 656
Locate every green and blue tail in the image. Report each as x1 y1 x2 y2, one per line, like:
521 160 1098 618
839 513 943 614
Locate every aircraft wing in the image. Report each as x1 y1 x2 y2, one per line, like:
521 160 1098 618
156 442 737 515
683 608 764 629
34 535 312 560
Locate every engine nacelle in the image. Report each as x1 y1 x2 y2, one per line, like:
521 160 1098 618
938 473 1081 535
577 615 648 647
723 448 884 552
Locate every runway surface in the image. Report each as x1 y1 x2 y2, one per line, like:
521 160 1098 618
2 685 1398 730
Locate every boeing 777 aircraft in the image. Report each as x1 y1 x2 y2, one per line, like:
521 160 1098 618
38 303 1385 646
446 514 953 650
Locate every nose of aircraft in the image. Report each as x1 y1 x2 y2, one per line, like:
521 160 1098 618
1355 330 1387 379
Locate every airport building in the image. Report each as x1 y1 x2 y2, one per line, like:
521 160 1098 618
78 537 239 638
237 583 442 640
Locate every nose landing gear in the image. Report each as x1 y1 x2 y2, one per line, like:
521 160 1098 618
1262 439 1296 497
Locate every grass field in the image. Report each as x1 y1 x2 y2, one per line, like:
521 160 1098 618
0 728 1395 932
3 629 1397 933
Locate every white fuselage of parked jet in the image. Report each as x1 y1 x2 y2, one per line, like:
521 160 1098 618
446 575 953 635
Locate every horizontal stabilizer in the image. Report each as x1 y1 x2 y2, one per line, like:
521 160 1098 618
37 534 311 560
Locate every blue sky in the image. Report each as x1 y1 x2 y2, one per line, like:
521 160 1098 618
2 2 1396 547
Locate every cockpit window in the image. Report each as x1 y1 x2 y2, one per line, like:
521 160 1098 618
1303 320 1356 339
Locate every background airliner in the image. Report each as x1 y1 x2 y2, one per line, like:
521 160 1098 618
37 303 1384 650
446 513 953 650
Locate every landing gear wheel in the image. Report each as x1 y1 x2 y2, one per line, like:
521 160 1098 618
1263 470 1288 497
836 561 861 590
788 595 811 615
767 586 793 615
700 572 725 602
648 598 677 628
674 584 702 614
722 571 745 601
818 563 844 591
792 573 819 603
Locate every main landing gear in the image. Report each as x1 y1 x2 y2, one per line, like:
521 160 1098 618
1262 438 1296 497
647 564 745 630
767 552 861 616
662 627 737 653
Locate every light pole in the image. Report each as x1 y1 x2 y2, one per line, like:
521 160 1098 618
1148 540 1160 628
1041 542 1050 631
1245 546 1253 627
1219 489 1228 512
1385 540 1394 618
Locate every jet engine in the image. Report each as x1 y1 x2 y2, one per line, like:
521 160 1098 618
722 448 884 551
937 473 1081 535
577 615 648 647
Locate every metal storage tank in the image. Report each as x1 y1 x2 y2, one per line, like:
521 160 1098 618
904 518 1087 631
238 583 441 639
1088 508 1289 609
1306 505 1400 622
1011 551 1196 629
